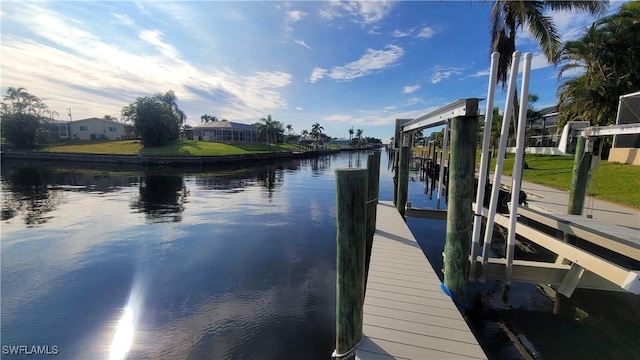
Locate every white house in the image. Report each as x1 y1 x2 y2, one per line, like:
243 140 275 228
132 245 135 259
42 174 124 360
192 120 258 142
69 117 127 141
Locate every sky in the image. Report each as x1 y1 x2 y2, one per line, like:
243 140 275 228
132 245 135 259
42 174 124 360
0 1 625 141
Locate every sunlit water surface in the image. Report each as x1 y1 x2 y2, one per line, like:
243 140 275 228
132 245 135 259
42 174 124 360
2 150 638 360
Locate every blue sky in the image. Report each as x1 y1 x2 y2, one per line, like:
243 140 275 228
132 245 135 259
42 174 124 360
0 1 624 140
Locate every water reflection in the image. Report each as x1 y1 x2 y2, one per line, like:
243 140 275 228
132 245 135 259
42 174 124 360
1 163 62 226
130 174 188 223
0 151 371 360
256 164 285 199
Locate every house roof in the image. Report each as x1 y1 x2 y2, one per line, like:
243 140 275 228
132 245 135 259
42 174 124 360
72 117 124 126
531 106 558 119
194 120 257 131
40 119 70 125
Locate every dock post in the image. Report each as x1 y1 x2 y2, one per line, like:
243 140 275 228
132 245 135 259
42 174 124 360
392 149 399 206
396 135 410 217
334 168 368 360
365 151 381 288
568 136 592 215
443 115 478 302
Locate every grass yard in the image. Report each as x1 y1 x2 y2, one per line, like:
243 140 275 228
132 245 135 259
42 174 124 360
494 154 640 207
413 146 640 208
41 140 309 156
42 140 143 155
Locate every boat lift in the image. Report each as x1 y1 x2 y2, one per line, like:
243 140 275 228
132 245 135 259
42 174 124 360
392 52 639 298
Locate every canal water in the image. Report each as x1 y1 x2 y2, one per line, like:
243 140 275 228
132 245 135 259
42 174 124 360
1 150 638 359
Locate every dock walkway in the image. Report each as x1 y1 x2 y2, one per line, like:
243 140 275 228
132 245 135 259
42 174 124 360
356 201 486 360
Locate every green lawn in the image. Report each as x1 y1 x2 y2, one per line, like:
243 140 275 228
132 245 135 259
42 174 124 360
501 154 640 208
41 140 309 156
414 146 640 208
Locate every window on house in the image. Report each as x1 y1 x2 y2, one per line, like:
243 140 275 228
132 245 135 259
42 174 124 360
59 126 68 137
109 127 117 132
80 126 89 131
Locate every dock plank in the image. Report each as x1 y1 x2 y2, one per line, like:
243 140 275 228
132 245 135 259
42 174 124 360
357 201 487 360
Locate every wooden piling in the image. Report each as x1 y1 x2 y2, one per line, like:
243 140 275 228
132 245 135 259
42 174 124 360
334 168 368 359
365 151 381 287
568 136 592 215
396 142 410 217
392 149 399 206
443 116 478 301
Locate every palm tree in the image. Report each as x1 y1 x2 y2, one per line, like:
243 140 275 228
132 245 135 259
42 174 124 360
310 123 324 149
258 114 278 145
490 1 607 176
490 1 608 87
301 129 309 138
348 127 354 141
355 128 363 148
557 2 640 127
155 90 186 124
286 124 293 134
201 114 218 123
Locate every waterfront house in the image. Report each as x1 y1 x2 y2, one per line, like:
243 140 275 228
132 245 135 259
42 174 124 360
41 119 71 142
609 91 640 165
68 117 127 141
192 120 258 142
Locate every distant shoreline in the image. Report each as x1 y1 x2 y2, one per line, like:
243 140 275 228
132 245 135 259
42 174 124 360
1 148 344 166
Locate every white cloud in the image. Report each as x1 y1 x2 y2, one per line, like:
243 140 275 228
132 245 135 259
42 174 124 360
392 29 409 37
309 68 329 83
391 26 435 39
319 0 394 25
296 107 303 111
464 52 552 80
406 97 423 105
134 1 151 17
402 85 420 94
431 66 465 83
294 39 311 49
322 114 354 122
111 13 134 26
417 27 435 39
469 68 490 77
326 105 442 128
309 44 404 83
287 10 306 23
1 4 291 123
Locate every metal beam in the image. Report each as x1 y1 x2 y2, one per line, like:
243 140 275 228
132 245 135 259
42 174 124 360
402 98 481 133
476 258 629 293
516 206 640 261
474 204 640 294
581 123 640 137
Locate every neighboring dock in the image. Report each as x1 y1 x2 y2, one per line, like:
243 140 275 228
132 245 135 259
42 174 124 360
356 201 487 360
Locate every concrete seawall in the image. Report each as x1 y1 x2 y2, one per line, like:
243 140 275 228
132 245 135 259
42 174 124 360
1 149 342 166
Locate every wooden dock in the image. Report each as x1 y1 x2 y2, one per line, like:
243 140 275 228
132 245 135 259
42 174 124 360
356 201 487 360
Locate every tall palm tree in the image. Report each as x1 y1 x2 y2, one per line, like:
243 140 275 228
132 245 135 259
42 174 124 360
286 124 293 134
201 114 218 123
355 128 363 147
155 90 186 124
557 2 640 127
490 0 607 175
258 114 277 145
310 123 324 149
490 0 608 87
348 127 354 141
